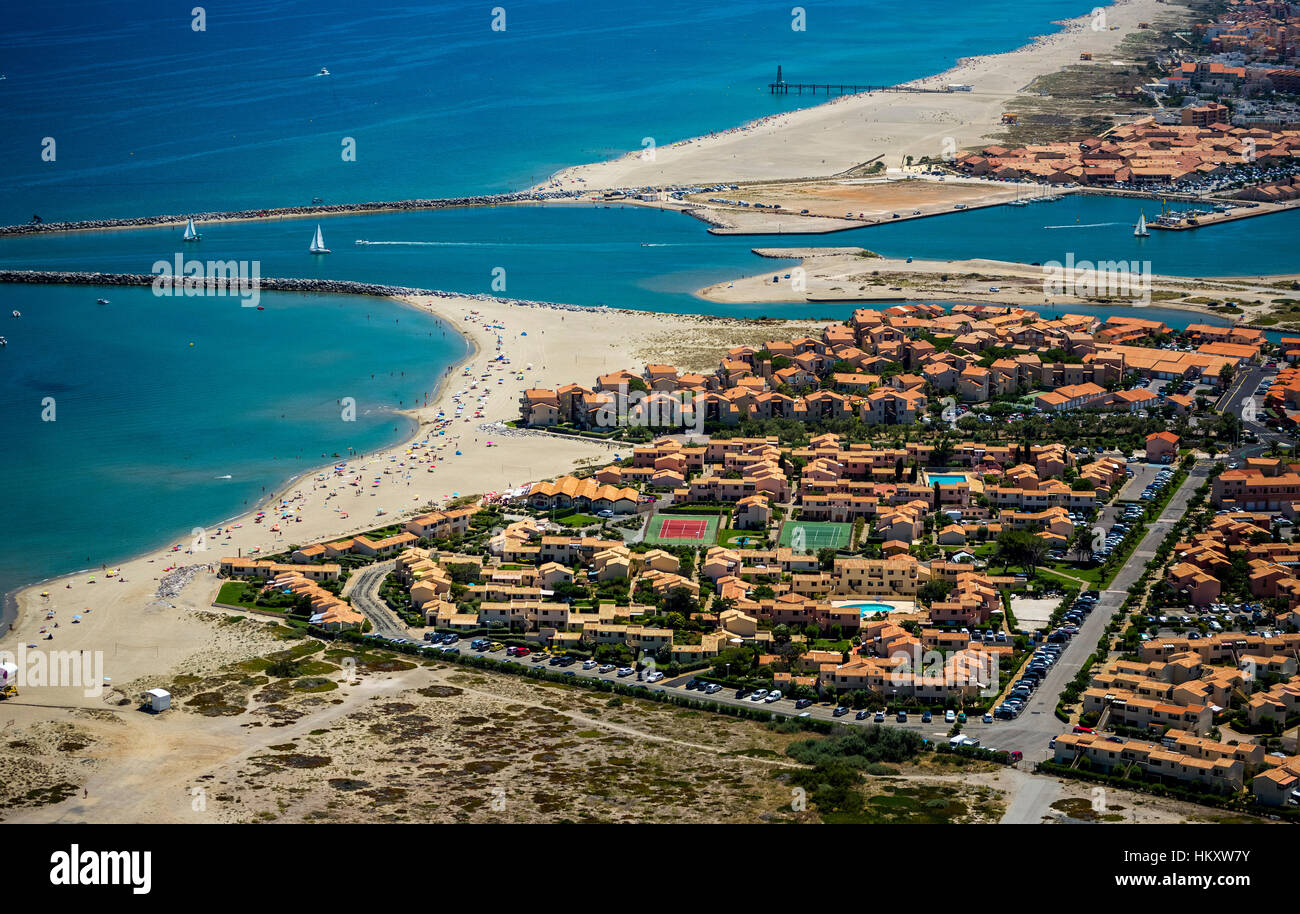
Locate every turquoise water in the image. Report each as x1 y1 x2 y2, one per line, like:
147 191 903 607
1 0 1098 223
0 283 465 608
2 197 1297 313
928 474 968 485
840 602 897 616
4 0 1300 614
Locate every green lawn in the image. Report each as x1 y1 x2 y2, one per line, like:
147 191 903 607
1039 565 1103 587
554 513 601 528
717 528 766 548
215 581 253 606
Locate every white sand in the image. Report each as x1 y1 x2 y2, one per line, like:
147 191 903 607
0 295 823 719
543 0 1181 190
696 248 1294 318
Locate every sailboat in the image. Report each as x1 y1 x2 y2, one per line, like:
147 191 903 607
309 224 330 254
1134 212 1149 237
182 218 201 242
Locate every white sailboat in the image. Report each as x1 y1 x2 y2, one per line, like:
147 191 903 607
309 224 330 254
1134 212 1149 237
182 218 201 242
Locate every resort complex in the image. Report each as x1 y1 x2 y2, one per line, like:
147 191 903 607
8 0 1300 860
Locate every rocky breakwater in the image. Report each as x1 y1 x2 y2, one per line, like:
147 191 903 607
0 189 594 237
0 269 607 314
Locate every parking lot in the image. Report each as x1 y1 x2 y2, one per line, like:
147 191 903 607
1115 462 1163 502
360 470 1212 772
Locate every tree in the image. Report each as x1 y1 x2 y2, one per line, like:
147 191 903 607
994 528 1050 576
1219 362 1235 386
1069 526 1095 563
917 579 955 606
663 586 698 616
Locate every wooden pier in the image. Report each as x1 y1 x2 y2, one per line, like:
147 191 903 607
768 65 951 95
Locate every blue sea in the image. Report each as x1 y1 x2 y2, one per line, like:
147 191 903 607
0 0 1099 223
2 0 1297 609
0 283 465 606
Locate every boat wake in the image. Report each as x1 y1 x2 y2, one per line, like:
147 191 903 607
1042 222 1129 230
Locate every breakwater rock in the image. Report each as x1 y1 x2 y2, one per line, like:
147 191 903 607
0 269 614 314
0 190 590 237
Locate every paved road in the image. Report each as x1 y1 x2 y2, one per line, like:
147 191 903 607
1219 364 1267 423
1220 364 1295 460
347 560 406 639
996 461 1207 745
417 467 1207 764
1000 772 1063 824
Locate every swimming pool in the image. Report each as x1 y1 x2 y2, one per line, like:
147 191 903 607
928 474 968 485
840 602 896 617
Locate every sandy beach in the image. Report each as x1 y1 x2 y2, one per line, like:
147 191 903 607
696 247 1300 320
542 0 1183 191
0 293 824 717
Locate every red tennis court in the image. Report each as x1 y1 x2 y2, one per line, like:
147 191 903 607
657 518 709 540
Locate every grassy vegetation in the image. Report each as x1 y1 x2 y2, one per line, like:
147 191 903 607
553 512 600 528
716 528 766 548
215 581 252 606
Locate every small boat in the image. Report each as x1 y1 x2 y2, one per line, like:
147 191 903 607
0 336 7 346
10 310 19 318
182 218 201 242
308 224 330 254
96 298 109 305
317 67 330 76
1134 212 1149 237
